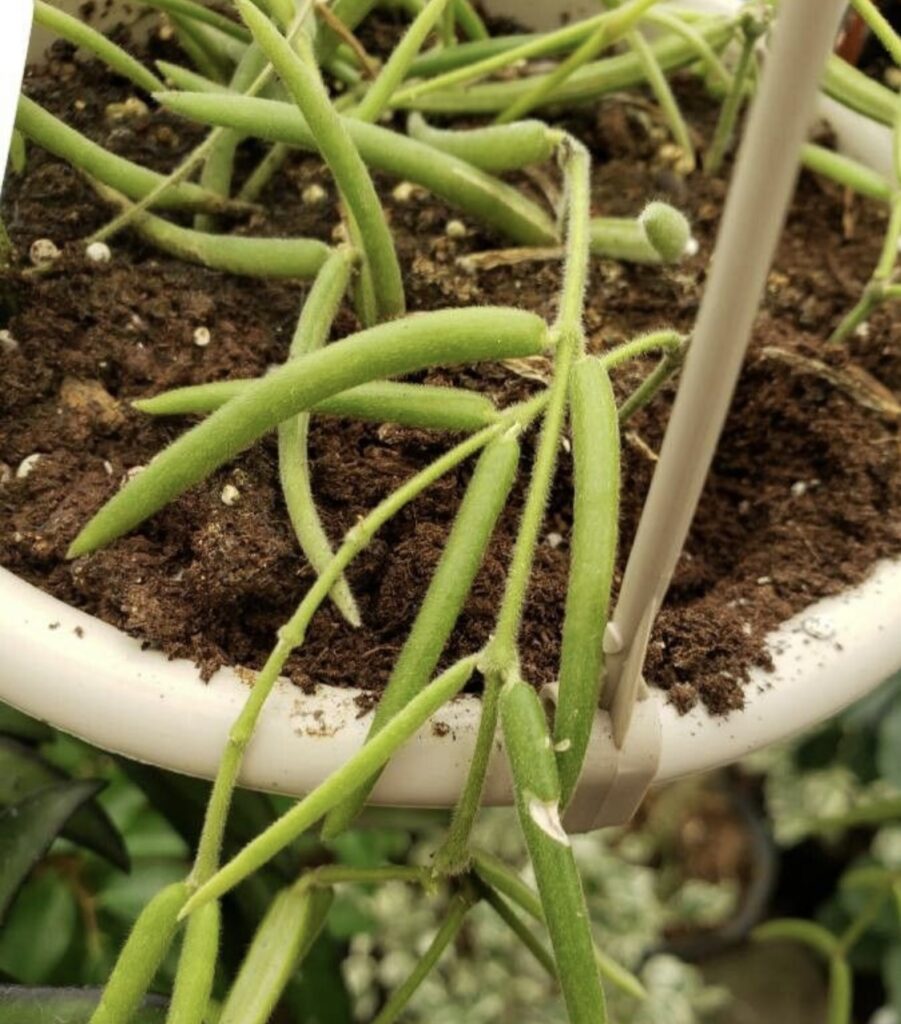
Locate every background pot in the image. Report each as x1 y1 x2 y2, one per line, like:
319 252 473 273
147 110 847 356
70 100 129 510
0 0 900 827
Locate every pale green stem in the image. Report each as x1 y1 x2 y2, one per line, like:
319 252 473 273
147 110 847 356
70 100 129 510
371 886 477 1024
622 25 695 170
34 1 163 92
237 0 404 321
494 0 660 125
89 0 316 242
850 0 901 65
237 142 291 201
705 16 759 174
353 0 454 123
617 344 686 422
279 248 360 626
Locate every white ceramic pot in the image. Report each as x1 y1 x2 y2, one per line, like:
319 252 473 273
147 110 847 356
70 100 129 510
1 0 900 830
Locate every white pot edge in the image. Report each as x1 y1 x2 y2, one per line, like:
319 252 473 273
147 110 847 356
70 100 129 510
1 0 900 816
2 558 900 809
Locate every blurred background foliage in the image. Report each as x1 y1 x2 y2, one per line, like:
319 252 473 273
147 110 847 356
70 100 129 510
2 671 901 1023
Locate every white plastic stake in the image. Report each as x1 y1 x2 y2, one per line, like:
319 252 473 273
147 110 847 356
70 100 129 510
603 0 849 747
0 2 33 193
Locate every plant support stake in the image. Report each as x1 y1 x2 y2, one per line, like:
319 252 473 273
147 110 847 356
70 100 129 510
602 0 849 747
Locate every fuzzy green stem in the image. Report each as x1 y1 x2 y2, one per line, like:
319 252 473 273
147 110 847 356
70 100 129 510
555 357 619 806
822 54 898 127
476 881 557 977
143 0 252 42
181 656 478 916
279 248 360 626
397 21 734 115
493 0 660 125
590 204 691 264
354 0 454 123
88 882 189 1024
850 0 901 65
165 902 220 1024
155 91 559 244
34 1 163 92
90 180 330 277
453 0 488 40
500 677 607 1024
471 849 645 1000
622 24 695 171
705 13 762 175
406 113 560 172
14 97 252 215
238 142 291 201
89 0 316 242
371 886 477 1024
237 0 404 322
69 307 546 557
598 329 684 370
616 343 686 422
171 15 231 82
801 143 893 203
219 886 334 1024
134 378 501 432
322 431 521 836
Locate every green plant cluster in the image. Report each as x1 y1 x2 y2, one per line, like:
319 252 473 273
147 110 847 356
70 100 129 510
2 0 899 1021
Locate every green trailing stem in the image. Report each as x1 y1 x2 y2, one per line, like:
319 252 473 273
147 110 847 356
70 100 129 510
314 0 378 64
14 97 254 216
87 882 189 1024
142 0 252 43
499 676 607 1024
476 881 557 978
590 202 692 264
616 343 686 423
156 59 228 92
396 21 734 115
453 0 488 41
297 864 435 891
236 0 404 323
828 957 852 1024
33 1 163 93
831 190 901 343
278 248 360 627
89 1 315 243
640 7 733 91
90 180 330 278
177 397 547 916
321 430 521 837
237 142 292 202
554 357 620 807
179 657 479 916
435 139 590 875
371 885 478 1024
471 849 645 1001
598 328 684 370
353 0 454 123
493 0 660 125
195 43 269 231
9 130 26 174
406 113 561 172
68 305 546 553
165 902 221 1024
617 23 696 171
801 143 893 203
850 0 901 65
170 14 231 83
394 0 654 108
134 379 501 432
181 408 532 893
254 0 296 31
705 9 766 175
218 886 333 1024
155 91 559 245
822 55 899 127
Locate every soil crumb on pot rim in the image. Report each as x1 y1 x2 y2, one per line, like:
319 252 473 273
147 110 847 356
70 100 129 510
1 29 900 718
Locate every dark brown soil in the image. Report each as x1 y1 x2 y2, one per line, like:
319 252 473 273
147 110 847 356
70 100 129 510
1 23 900 716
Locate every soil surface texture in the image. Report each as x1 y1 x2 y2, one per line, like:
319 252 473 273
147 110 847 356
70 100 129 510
2 17 900 716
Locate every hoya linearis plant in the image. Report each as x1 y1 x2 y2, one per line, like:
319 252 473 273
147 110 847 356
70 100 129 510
9 0 890 1020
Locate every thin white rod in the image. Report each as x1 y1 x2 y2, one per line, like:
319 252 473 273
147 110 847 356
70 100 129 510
604 0 849 746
